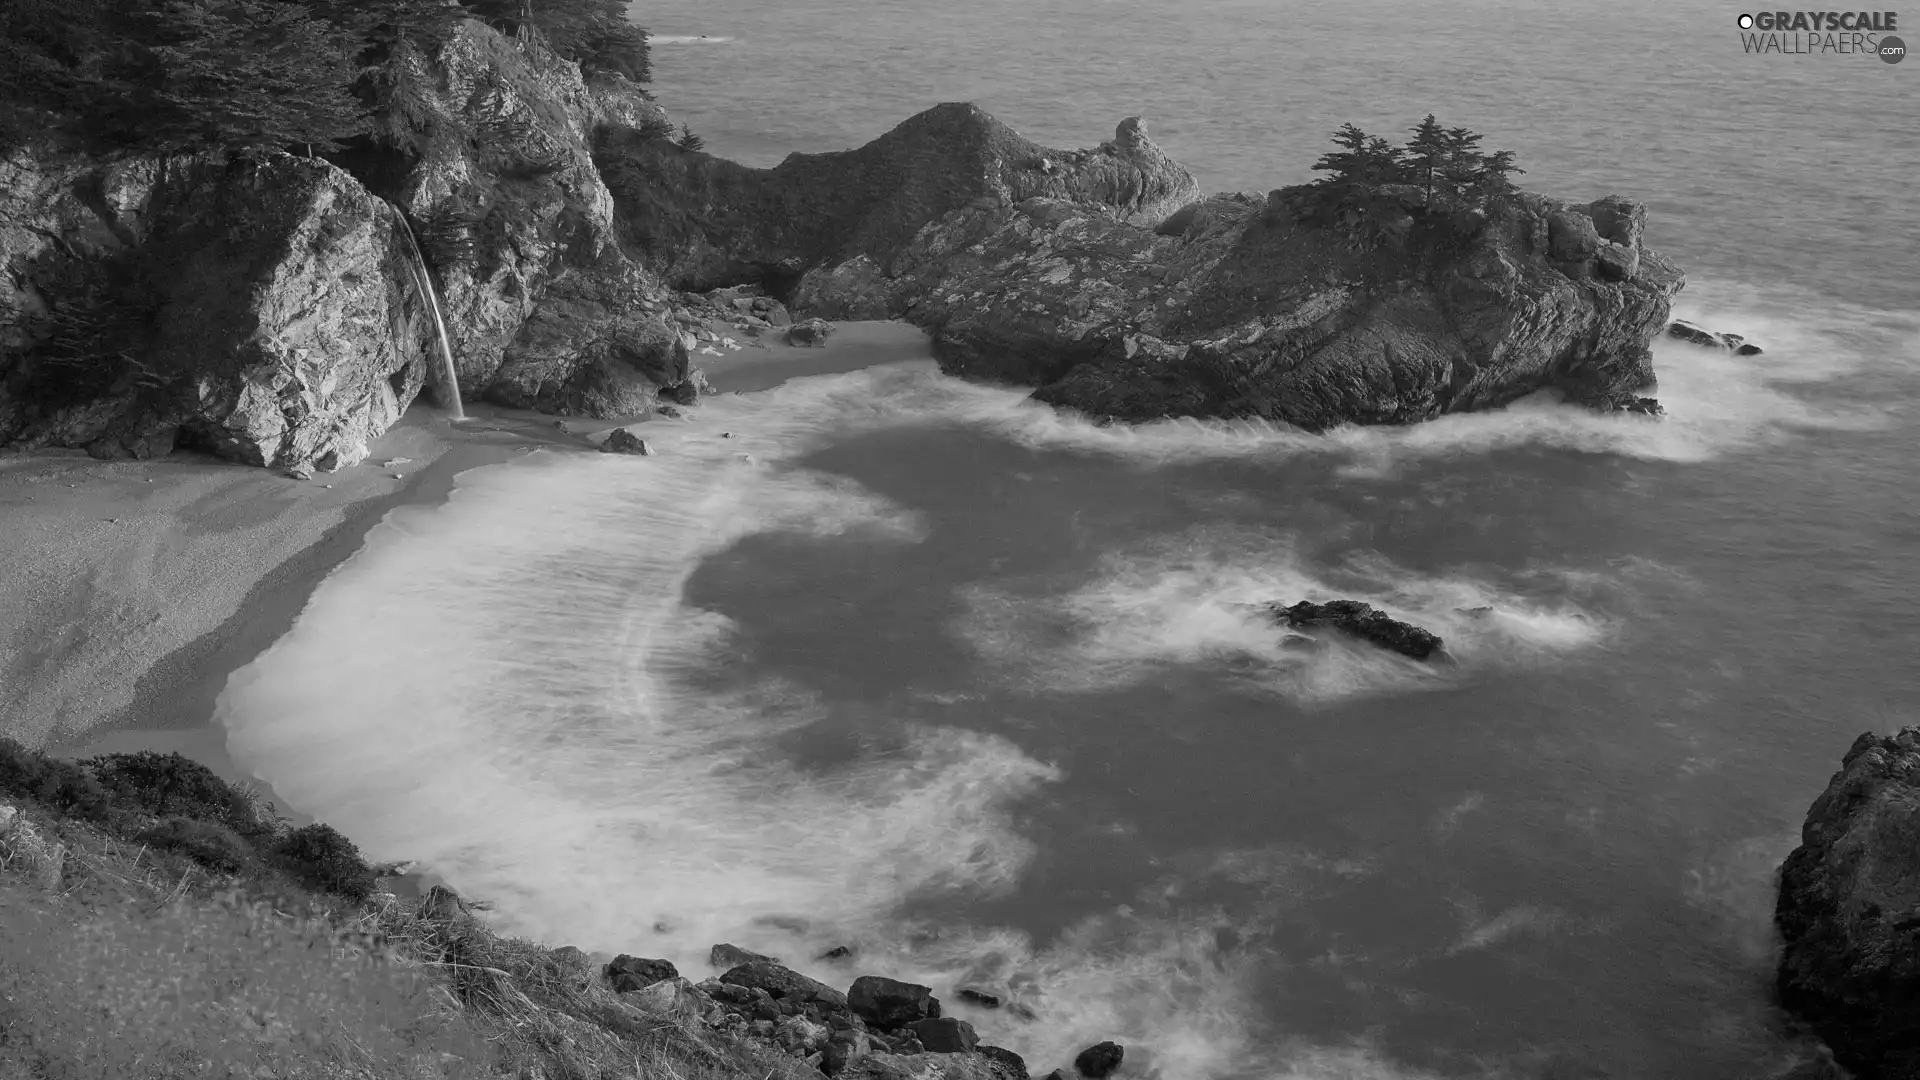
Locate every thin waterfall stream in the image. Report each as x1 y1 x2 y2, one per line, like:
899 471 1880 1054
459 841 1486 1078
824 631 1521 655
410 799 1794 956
387 203 465 421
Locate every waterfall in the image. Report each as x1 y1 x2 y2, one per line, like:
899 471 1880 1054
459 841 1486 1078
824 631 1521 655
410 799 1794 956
386 202 466 420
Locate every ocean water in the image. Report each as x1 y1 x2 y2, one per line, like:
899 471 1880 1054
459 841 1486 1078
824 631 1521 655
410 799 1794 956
216 3 1920 1078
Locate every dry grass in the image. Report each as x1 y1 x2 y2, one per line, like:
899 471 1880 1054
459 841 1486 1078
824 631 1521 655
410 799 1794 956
0 801 817 1080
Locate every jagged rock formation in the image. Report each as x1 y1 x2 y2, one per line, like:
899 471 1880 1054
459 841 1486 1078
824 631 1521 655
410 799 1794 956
0 21 689 467
1668 318 1763 355
1263 600 1445 660
593 104 1201 292
792 173 1686 430
0 151 428 468
1777 727 1920 1079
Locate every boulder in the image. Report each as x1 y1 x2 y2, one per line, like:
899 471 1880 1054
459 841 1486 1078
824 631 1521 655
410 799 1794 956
600 427 652 455
1265 600 1444 660
978 1046 1030 1080
787 318 836 347
606 954 678 990
1776 728 1920 1079
1587 194 1648 250
721 960 849 1010
955 988 1002 1008
907 1016 978 1054
1073 1042 1125 1079
848 975 941 1027
711 942 777 969
1546 208 1602 263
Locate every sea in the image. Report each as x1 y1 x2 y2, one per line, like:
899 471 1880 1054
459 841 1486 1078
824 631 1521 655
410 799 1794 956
213 2 1920 1077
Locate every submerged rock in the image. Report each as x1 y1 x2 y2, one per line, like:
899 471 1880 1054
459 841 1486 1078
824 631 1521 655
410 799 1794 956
1073 1041 1125 1078
1266 600 1444 660
1668 319 1763 355
1776 728 1920 1079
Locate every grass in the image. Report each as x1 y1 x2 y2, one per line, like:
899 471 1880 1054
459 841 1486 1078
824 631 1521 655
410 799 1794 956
0 738 821 1080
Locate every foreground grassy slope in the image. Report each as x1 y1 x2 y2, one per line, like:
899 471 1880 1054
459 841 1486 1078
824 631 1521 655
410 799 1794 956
0 741 814 1080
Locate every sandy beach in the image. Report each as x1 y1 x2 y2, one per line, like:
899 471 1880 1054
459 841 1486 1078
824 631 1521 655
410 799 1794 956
1 319 932 776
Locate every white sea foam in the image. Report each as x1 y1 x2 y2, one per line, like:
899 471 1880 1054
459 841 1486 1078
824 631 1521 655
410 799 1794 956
957 525 1609 705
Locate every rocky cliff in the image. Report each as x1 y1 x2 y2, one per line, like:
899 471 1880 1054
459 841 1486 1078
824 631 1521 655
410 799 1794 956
0 21 689 469
2 16 1683 469
1777 727 1920 1079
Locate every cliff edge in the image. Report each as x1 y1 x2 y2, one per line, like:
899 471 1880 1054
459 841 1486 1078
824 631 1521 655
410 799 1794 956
1777 728 1920 1079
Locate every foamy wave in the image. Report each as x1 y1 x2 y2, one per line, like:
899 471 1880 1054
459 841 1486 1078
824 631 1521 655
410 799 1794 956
957 525 1610 704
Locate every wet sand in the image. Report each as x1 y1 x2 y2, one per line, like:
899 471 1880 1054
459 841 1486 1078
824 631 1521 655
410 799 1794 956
4 319 932 777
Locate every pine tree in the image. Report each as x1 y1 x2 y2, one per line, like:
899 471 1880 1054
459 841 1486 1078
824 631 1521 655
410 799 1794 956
675 122 703 153
144 0 368 154
1310 122 1371 184
1358 135 1405 184
1405 114 1449 204
1474 149 1524 195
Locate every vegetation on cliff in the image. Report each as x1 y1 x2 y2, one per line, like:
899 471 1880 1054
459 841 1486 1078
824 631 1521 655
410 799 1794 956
0 737 817 1079
1295 114 1525 251
0 0 651 156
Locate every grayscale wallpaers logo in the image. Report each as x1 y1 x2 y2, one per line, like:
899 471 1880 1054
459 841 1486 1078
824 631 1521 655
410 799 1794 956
1736 10 1905 60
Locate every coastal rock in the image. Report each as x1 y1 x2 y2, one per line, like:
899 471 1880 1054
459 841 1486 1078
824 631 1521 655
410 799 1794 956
1667 319 1763 355
787 318 836 347
1776 727 1920 1079
594 102 1200 292
720 960 849 1010
1267 600 1444 660
848 975 941 1027
907 1017 978 1053
955 988 1002 1008
1073 1042 1125 1079
977 1046 1030 1079
0 150 430 467
710 943 777 969
842 1053 1015 1080
795 160 1683 429
606 954 678 990
599 427 652 455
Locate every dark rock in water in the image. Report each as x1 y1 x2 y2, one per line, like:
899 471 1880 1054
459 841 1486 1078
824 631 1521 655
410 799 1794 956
1622 396 1664 416
600 428 652 455
658 378 702 405
978 1046 1030 1079
656 404 683 418
907 1016 978 1053
606 954 678 991
956 987 1002 1008
1667 319 1761 355
1266 600 1443 660
1667 320 1722 347
787 317 836 347
1776 728 1920 1080
710 943 777 969
818 945 855 962
721 960 849 1010
848 975 941 1027
1074 1042 1125 1078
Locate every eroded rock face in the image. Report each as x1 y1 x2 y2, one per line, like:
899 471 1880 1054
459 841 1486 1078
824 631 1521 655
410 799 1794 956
1776 728 1920 1079
595 102 1201 292
795 167 1685 429
0 150 431 468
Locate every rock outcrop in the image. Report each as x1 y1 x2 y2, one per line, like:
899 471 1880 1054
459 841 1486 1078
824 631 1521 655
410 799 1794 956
1777 727 1920 1079
793 176 1686 430
593 104 1199 294
1668 318 1763 355
0 21 690 467
1264 600 1445 660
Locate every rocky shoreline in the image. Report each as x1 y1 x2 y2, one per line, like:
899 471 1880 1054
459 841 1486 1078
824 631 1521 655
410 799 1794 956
2 15 1694 474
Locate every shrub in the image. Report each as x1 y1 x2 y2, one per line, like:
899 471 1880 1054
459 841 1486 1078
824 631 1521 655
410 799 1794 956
137 815 255 874
674 122 703 153
0 738 113 823
82 750 263 831
276 823 377 901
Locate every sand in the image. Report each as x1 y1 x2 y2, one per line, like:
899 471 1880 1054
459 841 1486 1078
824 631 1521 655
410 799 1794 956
1 319 932 768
